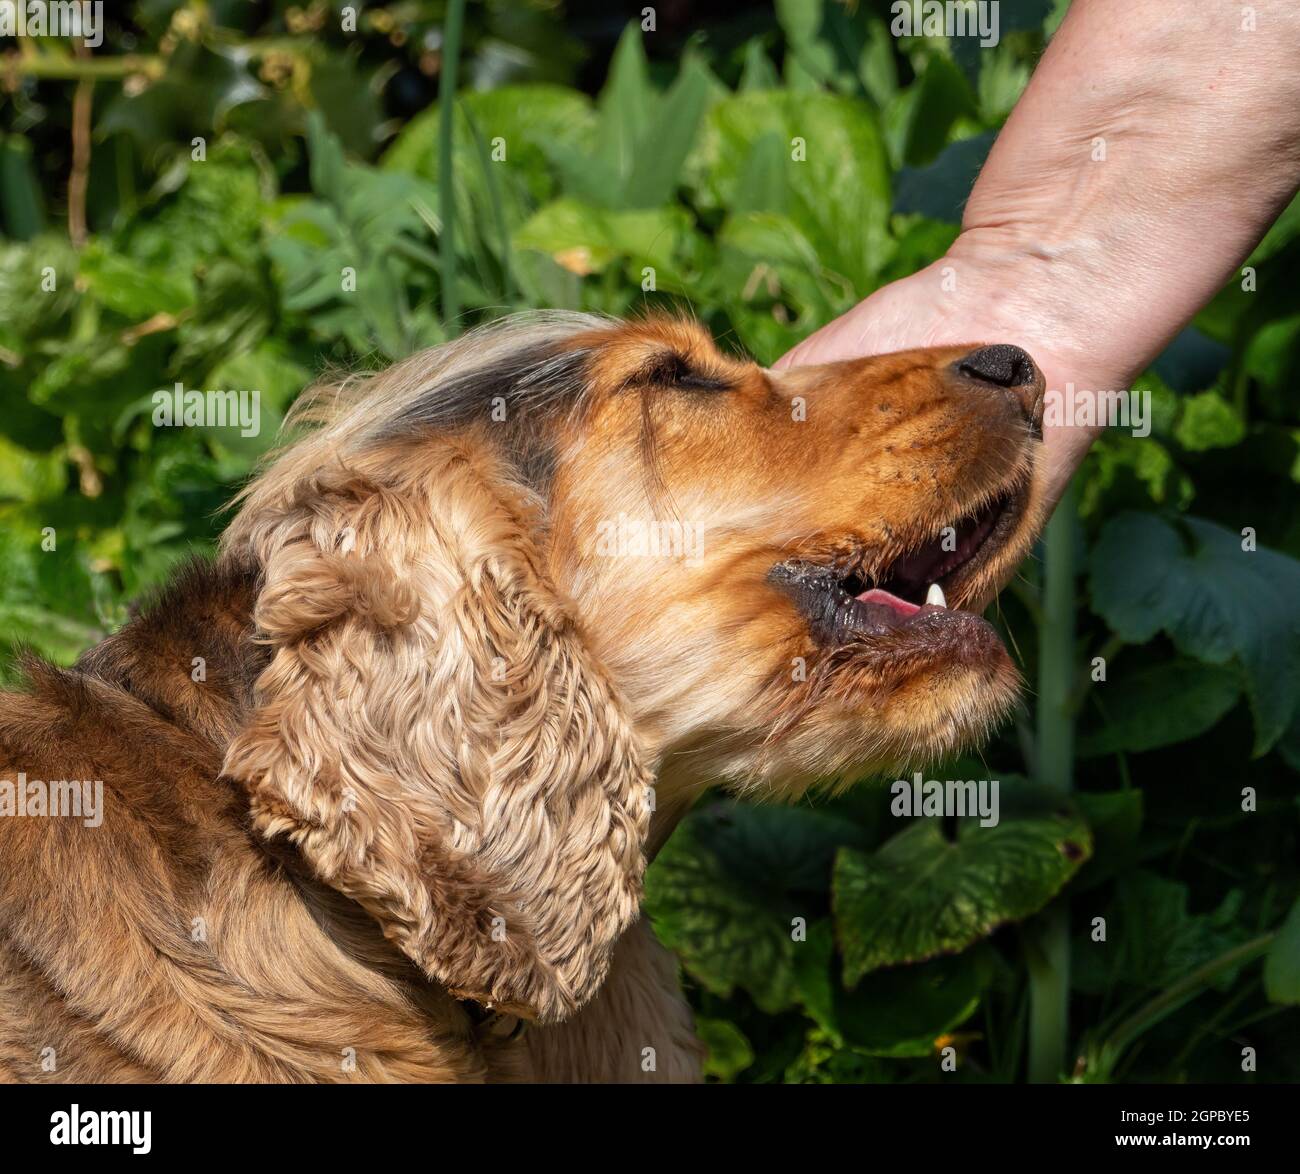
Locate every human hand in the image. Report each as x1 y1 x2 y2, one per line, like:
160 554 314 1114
778 0 1300 520
774 229 1116 517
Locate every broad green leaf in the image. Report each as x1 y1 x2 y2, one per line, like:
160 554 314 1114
622 58 714 209
830 950 992 1057
1243 314 1300 396
514 198 694 286
1073 871 1250 995
686 91 891 293
384 85 596 205
644 800 864 1013
1079 660 1241 756
834 781 1091 983
1089 512 1300 753
731 132 789 216
791 918 839 1040
977 45 1031 123
711 211 844 354
857 20 899 106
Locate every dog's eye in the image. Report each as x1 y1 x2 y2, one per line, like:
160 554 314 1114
638 352 730 393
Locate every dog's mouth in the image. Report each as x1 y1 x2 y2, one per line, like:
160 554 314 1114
770 479 1027 647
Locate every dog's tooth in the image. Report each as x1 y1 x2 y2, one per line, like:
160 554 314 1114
926 583 947 608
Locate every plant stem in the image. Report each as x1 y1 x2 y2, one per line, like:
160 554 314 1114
1028 478 1079 1082
1099 934 1274 1076
2 53 164 81
438 0 467 334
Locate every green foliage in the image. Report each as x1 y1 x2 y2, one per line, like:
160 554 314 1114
2 1 1298 1084
833 780 1091 983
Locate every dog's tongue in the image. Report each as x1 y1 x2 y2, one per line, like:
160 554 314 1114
855 587 921 618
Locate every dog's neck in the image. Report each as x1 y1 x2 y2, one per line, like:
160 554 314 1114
74 558 269 749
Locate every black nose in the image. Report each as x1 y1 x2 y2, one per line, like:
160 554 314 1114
957 344 1037 389
954 343 1043 430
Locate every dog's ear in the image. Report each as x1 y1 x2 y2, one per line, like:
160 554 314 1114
222 434 652 1022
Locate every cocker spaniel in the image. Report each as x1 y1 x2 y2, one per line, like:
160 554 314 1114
0 313 1045 1082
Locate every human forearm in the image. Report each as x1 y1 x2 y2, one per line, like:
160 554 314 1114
963 0 1300 389
780 0 1300 511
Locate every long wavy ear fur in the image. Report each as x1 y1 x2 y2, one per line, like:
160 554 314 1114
221 430 652 1022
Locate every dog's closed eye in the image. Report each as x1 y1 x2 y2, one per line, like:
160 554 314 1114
633 350 731 393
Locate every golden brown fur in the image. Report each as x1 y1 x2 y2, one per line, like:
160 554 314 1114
0 314 1045 1082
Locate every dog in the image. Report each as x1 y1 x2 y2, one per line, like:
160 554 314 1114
0 313 1046 1082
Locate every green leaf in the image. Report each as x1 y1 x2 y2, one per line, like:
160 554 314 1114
78 243 195 320
731 132 789 216
622 58 714 209
833 780 1091 984
1248 190 1300 267
831 950 992 1057
0 135 45 240
857 20 899 106
644 800 864 1013
1089 512 1300 754
1264 897 1300 1004
0 507 110 668
1079 660 1241 756
1175 390 1246 452
0 237 79 357
514 198 694 286
1073 871 1251 995
884 52 980 169
738 38 780 92
594 24 653 185
696 1018 755 1081
686 91 891 292
0 434 66 504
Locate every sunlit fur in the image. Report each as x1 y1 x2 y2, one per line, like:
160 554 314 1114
0 313 1044 1083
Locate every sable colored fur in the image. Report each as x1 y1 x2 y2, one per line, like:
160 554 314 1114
0 313 1044 1082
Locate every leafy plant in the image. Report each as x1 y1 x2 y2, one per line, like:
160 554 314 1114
2 0 1298 1083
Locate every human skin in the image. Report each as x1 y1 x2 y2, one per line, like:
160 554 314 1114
777 0 1300 515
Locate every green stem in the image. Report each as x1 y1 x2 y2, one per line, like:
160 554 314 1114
438 0 467 334
1 54 164 81
1098 933 1274 1077
1027 478 1079 1082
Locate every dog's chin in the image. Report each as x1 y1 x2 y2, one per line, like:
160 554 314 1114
739 477 1036 797
730 641 1020 800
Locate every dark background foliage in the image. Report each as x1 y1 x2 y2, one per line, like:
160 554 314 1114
2 0 1299 1082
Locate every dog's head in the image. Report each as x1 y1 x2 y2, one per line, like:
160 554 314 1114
221 313 1045 1023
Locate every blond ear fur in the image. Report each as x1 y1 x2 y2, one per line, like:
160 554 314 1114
221 430 651 1022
